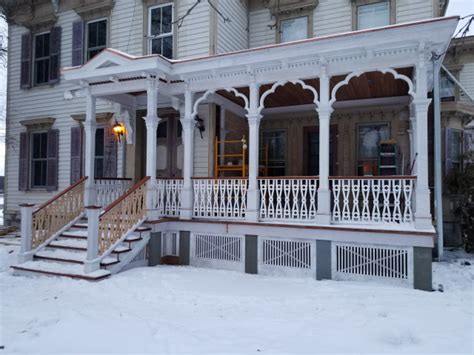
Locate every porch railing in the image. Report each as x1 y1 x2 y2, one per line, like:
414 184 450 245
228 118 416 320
31 177 87 248
98 177 149 254
259 177 319 222
193 178 248 219
156 178 183 217
330 176 415 224
95 178 133 208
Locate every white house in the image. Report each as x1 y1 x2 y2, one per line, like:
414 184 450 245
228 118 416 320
3 0 458 290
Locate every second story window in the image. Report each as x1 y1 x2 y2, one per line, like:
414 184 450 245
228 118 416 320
34 32 51 85
357 1 390 30
440 73 456 101
148 3 173 58
280 16 308 43
86 19 107 60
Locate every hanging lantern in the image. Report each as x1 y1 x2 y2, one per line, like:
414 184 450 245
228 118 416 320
113 121 126 142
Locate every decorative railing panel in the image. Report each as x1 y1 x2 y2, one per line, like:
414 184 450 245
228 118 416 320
95 178 133 208
330 177 415 224
259 177 319 221
156 179 183 217
193 178 248 219
32 177 86 249
98 177 149 254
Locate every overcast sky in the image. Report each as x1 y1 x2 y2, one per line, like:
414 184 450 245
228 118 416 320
0 1 472 179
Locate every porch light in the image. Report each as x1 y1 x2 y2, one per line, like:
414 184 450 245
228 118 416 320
113 121 126 142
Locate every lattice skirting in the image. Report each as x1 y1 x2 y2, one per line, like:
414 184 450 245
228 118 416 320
258 237 316 278
190 233 245 272
331 242 414 287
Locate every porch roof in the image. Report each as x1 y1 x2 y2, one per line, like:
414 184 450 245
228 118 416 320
63 16 459 98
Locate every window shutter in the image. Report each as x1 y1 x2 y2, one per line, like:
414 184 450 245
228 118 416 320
20 33 32 89
103 127 117 178
70 126 83 184
72 21 84 66
46 129 59 191
49 26 62 84
445 128 452 176
18 132 30 191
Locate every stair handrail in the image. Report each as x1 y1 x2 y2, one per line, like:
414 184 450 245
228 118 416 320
31 176 88 249
97 176 150 255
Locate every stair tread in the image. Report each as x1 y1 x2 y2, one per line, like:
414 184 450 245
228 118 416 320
112 246 131 253
125 235 142 242
62 230 88 237
72 223 88 228
49 238 88 249
12 261 111 279
35 249 117 265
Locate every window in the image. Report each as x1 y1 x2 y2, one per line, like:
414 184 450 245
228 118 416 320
261 130 286 176
31 132 48 187
280 16 308 43
86 19 107 60
440 73 456 101
94 127 105 178
34 32 50 85
148 4 173 58
447 128 462 174
357 123 390 175
357 1 390 30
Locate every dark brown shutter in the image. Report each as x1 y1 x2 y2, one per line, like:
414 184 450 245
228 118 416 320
72 21 84 66
70 126 83 184
445 128 452 176
18 132 30 191
46 129 59 191
104 127 117 178
20 33 32 89
49 26 62 84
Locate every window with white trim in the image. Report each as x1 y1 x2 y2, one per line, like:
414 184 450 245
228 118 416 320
440 73 456 101
34 32 50 85
357 1 390 30
86 18 107 60
94 127 105 178
31 132 48 188
261 129 287 176
280 16 308 43
148 3 173 58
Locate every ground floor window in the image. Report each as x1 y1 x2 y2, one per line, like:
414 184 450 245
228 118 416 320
94 127 105 178
446 128 463 175
357 123 390 175
30 132 48 188
261 129 286 176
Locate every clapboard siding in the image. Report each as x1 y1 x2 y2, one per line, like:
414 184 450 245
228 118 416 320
177 0 211 58
396 0 434 23
459 63 474 103
216 0 248 54
249 9 275 48
109 0 144 56
313 0 352 37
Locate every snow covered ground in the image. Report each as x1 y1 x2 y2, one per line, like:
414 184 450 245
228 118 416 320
0 239 473 354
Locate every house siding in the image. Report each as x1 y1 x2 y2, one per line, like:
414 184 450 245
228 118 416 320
177 0 211 58
249 9 275 48
459 63 474 102
313 0 352 37
396 0 435 24
216 0 248 54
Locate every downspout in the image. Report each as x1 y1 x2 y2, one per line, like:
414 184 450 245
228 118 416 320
432 53 443 260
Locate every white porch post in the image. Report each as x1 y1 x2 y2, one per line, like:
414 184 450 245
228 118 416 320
180 89 195 220
84 91 97 206
84 206 101 273
246 81 262 222
316 67 333 224
18 203 34 263
145 78 159 219
412 59 433 229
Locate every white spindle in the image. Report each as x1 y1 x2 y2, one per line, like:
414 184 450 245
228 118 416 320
155 179 183 217
95 179 132 208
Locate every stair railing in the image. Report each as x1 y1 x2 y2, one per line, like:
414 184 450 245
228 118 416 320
84 177 150 273
19 177 87 263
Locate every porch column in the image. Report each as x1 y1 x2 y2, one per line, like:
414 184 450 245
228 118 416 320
84 91 97 206
316 67 333 224
246 81 261 222
412 98 432 229
145 78 159 219
180 89 195 220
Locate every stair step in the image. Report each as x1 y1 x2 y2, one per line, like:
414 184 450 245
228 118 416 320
125 235 142 243
49 238 88 251
61 230 88 239
11 261 111 281
112 246 131 254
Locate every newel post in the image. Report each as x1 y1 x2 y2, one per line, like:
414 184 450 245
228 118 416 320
18 203 35 263
144 77 160 219
316 67 333 224
180 89 195 220
246 81 262 222
84 91 97 206
84 205 101 273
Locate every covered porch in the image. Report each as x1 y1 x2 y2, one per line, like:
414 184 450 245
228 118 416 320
62 17 458 233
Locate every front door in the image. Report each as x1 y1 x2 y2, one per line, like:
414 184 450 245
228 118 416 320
156 114 183 177
304 125 338 176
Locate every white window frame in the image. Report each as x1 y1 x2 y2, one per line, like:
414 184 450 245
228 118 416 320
30 130 49 189
33 31 51 86
147 3 174 57
279 15 309 43
85 17 108 61
356 0 390 30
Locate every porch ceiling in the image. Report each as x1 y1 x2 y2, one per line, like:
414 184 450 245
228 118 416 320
216 68 413 108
